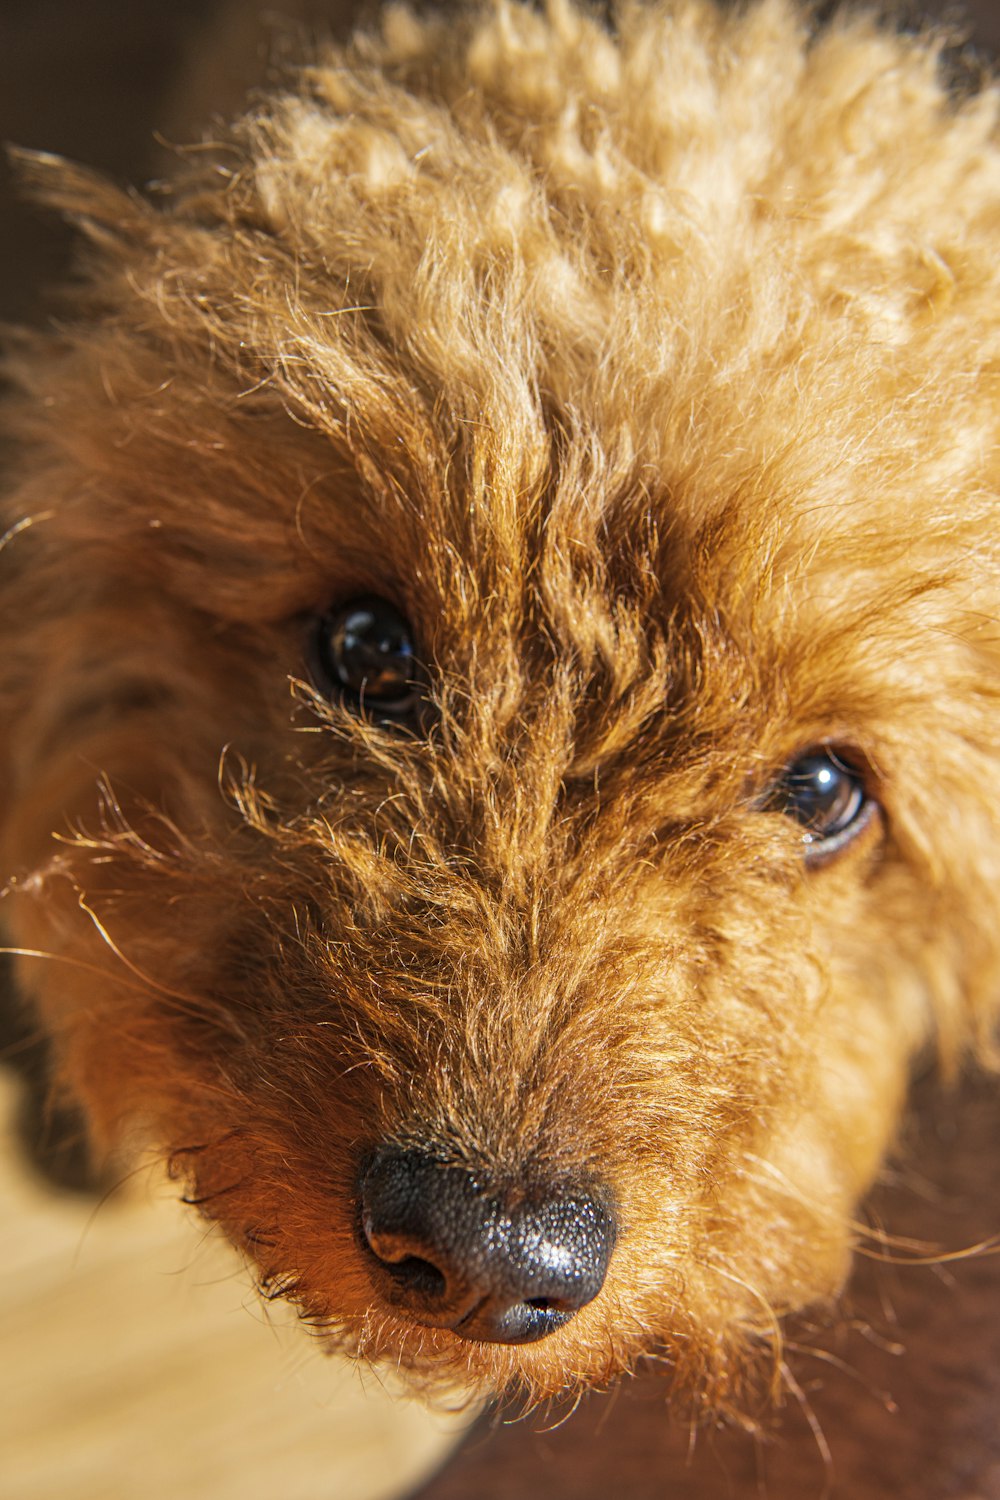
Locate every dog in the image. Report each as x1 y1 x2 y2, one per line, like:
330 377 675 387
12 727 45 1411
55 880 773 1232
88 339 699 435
1 0 998 1424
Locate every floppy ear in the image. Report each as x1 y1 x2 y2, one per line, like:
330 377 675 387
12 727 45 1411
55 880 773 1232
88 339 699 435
6 146 155 251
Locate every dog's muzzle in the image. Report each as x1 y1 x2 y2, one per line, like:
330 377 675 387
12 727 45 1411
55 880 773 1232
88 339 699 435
358 1147 616 1345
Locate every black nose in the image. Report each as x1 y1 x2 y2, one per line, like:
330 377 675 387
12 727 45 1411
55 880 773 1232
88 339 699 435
358 1147 615 1345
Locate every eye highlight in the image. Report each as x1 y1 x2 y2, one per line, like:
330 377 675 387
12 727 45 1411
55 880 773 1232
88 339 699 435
313 596 423 720
765 747 877 863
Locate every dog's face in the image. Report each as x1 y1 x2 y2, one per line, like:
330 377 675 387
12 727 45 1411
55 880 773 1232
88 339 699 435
3 0 1000 1410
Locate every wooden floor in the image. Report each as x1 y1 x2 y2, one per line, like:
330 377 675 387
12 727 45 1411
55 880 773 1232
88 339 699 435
0 1071 471 1500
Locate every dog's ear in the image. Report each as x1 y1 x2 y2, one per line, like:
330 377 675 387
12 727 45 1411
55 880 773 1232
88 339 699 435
6 146 156 253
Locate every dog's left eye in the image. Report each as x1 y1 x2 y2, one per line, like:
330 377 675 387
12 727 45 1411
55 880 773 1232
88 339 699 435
313 596 422 719
765 748 875 862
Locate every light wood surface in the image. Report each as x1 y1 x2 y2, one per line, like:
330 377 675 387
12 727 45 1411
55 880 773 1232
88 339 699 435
0 1071 471 1500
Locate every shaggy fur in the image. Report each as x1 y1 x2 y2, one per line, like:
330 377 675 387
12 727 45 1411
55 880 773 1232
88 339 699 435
2 0 999 1419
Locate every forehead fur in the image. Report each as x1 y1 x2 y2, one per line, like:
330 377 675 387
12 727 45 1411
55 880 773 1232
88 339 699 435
6 0 1000 728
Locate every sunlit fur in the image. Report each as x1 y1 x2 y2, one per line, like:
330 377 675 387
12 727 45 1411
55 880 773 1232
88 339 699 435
2 0 999 1418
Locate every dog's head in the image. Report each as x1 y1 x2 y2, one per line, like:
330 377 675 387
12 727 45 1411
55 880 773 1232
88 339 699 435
3 0 999 1410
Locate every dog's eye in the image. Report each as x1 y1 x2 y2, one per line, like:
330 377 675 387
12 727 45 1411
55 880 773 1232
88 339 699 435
313 596 422 719
766 748 874 862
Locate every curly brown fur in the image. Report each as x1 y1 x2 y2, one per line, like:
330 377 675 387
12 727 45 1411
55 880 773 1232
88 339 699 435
2 0 999 1418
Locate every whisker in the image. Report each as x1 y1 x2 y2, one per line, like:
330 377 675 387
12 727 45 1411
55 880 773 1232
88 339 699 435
703 1258 784 1408
0 940 246 1037
0 944 167 996
780 1360 834 1500
181 1179 247 1209
534 1387 585 1432
72 1156 165 1266
0 510 55 554
855 1234 1000 1267
781 1339 900 1413
738 1152 997 1265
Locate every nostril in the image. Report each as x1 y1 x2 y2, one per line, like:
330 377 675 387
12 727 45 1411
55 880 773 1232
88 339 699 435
381 1254 448 1300
360 1162 469 1310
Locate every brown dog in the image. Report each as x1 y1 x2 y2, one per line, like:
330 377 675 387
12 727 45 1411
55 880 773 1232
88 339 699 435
2 0 999 1421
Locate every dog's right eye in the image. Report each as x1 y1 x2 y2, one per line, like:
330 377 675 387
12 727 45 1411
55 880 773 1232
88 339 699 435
312 596 423 721
764 747 877 864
